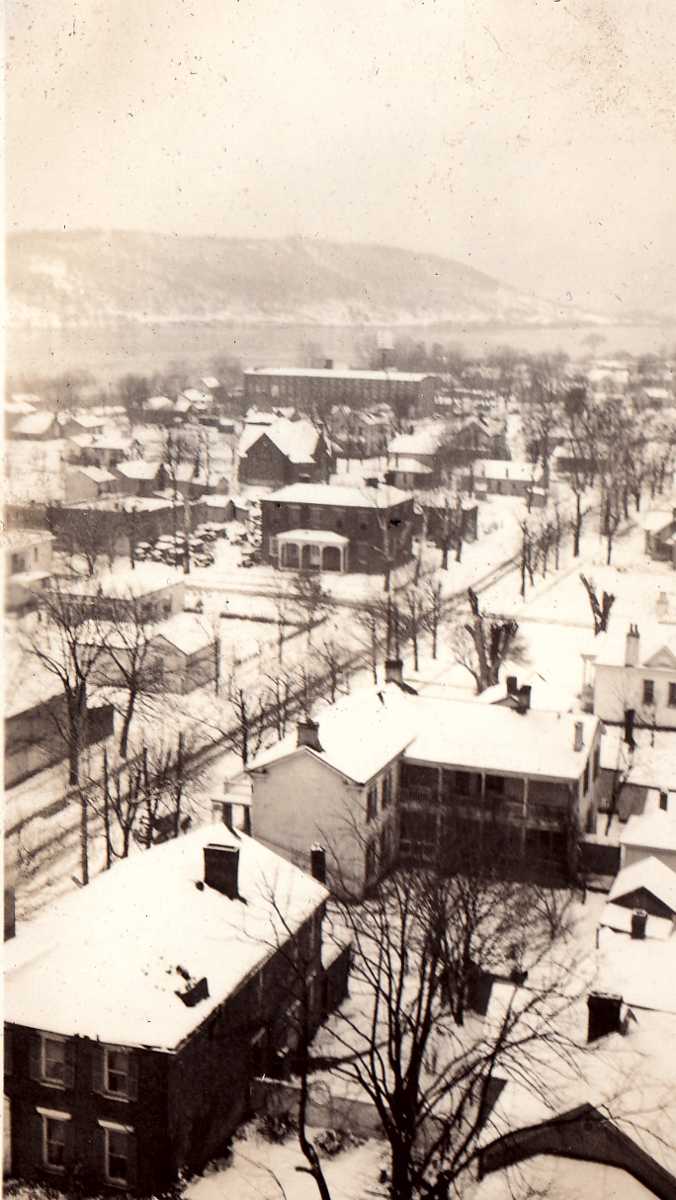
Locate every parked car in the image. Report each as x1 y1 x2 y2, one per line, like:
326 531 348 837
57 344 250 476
135 542 152 560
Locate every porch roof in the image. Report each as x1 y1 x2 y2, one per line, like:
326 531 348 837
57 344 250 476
277 528 349 546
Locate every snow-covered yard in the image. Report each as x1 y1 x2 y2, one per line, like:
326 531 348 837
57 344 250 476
188 1125 386 1200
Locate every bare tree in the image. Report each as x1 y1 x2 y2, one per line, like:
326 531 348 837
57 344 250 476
423 576 444 660
316 636 349 704
315 851 586 1200
90 592 164 758
579 574 616 636
450 589 526 694
289 573 329 645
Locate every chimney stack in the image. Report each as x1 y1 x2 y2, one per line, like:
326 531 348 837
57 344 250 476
297 718 323 752
624 624 640 667
574 720 584 752
204 843 240 900
631 909 647 940
516 685 531 714
324 358 334 371
506 675 518 696
659 790 669 812
4 887 16 942
587 991 623 1043
310 844 326 883
623 708 636 750
385 658 404 686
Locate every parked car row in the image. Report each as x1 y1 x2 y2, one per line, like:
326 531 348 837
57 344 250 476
134 522 226 568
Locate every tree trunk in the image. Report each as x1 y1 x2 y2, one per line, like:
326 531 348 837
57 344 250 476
103 750 112 869
573 492 582 557
441 543 449 570
119 692 136 759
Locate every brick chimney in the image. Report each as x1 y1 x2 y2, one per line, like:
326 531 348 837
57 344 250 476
623 708 636 750
204 843 240 900
624 624 640 667
516 685 531 714
297 718 323 752
631 909 647 940
385 658 404 686
659 790 669 812
574 720 584 752
587 991 623 1042
506 675 518 696
324 358 334 371
310 844 326 883
4 887 16 942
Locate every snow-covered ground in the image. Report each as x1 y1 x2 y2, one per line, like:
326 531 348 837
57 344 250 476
187 1124 386 1200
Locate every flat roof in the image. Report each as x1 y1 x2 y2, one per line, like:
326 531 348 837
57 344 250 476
4 826 327 1050
264 482 411 507
277 528 349 546
245 367 436 383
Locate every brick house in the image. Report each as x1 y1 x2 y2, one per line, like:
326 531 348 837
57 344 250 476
261 482 414 574
247 677 602 895
244 367 438 422
4 827 336 1194
238 418 334 487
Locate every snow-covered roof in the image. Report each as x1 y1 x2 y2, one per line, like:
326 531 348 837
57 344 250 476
202 494 231 508
264 482 411 508
641 509 674 533
599 902 674 941
248 684 598 785
181 388 211 404
405 701 597 780
11 412 57 437
69 465 117 484
621 810 676 854
245 367 436 383
248 683 417 785
3 528 54 551
63 413 106 430
153 612 215 656
201 376 220 390
592 624 676 669
277 528 349 546
608 855 676 914
116 459 163 480
5 399 36 416
600 728 676 793
145 395 174 410
239 418 323 464
388 430 440 456
597 925 676 1013
4 826 327 1050
388 458 433 475
60 563 184 600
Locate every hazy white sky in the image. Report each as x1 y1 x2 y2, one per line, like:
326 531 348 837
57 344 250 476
7 0 676 313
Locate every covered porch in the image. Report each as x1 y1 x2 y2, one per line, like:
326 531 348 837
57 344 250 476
277 528 349 572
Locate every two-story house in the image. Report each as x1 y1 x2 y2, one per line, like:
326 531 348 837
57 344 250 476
4 827 334 1194
247 674 602 894
261 482 414 574
4 530 55 613
591 625 676 730
238 418 334 487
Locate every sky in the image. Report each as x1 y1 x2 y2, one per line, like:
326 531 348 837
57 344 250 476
6 0 676 315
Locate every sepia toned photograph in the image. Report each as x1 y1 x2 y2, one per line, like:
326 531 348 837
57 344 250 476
4 2 676 1197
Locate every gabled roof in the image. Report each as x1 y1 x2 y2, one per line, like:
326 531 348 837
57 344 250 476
4 826 327 1050
608 855 676 914
388 457 433 475
388 430 440 456
621 810 676 854
69 465 117 484
153 612 215 656
239 418 323 464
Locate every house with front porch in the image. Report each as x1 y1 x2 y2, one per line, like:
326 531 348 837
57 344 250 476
247 672 602 895
260 482 414 574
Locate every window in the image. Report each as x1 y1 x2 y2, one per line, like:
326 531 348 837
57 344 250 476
583 759 590 794
485 774 505 797
365 839 378 880
593 745 601 780
334 507 346 531
100 1122 133 1186
288 505 301 526
309 506 322 528
643 679 655 705
366 785 378 822
669 683 676 708
381 771 392 809
11 553 24 573
42 1036 66 1086
105 1048 130 1098
38 1108 71 1172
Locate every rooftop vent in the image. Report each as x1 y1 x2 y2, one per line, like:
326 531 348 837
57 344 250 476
587 991 623 1043
297 719 323 753
204 843 240 900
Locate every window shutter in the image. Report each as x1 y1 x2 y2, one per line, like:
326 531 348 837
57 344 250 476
29 1035 42 1081
64 1040 75 1090
32 1111 44 1167
127 1052 139 1101
92 1045 105 1095
126 1131 138 1188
